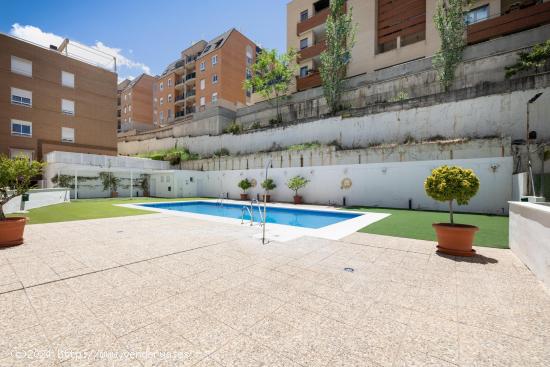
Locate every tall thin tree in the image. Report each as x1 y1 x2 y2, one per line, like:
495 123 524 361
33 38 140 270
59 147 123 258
320 0 356 115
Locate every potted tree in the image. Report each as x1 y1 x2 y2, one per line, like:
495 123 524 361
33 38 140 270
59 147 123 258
238 178 252 200
424 165 480 257
261 178 276 202
99 172 120 198
0 155 44 246
287 176 309 204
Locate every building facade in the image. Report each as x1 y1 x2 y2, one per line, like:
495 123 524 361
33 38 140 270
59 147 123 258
118 74 155 132
288 0 550 91
0 33 118 160
117 79 131 131
153 29 259 126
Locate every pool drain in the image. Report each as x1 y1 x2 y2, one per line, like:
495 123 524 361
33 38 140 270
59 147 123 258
344 267 354 273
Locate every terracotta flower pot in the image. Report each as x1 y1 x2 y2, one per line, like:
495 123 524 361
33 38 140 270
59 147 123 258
262 194 271 202
432 223 479 257
0 217 27 247
240 193 249 201
293 195 302 204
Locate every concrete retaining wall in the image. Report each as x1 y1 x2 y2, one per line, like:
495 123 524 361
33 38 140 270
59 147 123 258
509 202 550 290
4 188 71 214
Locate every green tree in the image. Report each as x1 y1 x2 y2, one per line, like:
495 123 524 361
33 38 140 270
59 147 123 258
243 49 297 123
287 176 309 197
0 155 44 220
238 178 252 194
433 0 470 91
424 165 479 224
505 40 550 78
320 0 356 114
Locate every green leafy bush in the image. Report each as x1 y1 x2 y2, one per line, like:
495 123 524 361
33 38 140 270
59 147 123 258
287 142 322 151
261 178 277 192
287 176 309 196
505 40 550 78
0 155 44 220
224 122 242 134
213 148 230 157
238 178 252 193
424 165 480 224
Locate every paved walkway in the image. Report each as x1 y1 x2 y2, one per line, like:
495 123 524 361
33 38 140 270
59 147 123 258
0 214 549 366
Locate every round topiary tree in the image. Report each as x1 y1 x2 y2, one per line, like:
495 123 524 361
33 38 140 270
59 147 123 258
261 178 276 193
424 165 480 224
238 178 252 193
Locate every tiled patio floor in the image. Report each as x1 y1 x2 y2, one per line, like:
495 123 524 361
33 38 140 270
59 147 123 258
1 214 549 366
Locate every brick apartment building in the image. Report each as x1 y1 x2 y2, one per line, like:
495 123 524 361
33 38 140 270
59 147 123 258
288 0 550 91
154 29 259 125
0 33 118 160
118 74 155 132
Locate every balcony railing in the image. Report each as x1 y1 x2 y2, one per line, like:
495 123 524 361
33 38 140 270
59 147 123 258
467 2 550 44
298 41 327 60
186 72 196 81
175 94 185 102
174 60 185 69
186 90 196 98
175 110 186 118
296 71 322 91
175 78 184 86
297 3 345 35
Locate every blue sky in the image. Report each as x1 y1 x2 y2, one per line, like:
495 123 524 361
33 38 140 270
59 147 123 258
1 0 288 81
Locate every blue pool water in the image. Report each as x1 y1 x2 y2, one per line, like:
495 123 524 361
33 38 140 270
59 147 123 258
138 201 361 229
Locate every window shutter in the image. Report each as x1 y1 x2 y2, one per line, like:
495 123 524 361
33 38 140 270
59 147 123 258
61 127 75 142
61 99 75 115
11 56 32 76
62 71 75 88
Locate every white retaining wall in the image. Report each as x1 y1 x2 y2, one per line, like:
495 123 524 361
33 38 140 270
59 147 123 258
4 188 70 214
153 157 512 214
118 87 550 157
509 202 550 290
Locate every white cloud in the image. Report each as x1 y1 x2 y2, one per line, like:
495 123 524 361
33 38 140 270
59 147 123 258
9 23 151 77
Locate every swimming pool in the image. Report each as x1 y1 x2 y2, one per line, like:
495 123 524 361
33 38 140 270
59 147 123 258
138 201 362 229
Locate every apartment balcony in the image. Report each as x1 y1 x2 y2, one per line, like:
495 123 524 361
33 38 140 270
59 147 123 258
175 78 185 90
174 59 185 72
297 2 345 35
185 90 196 100
185 72 196 83
174 94 185 105
467 1 550 44
175 110 186 118
298 41 327 61
186 106 196 114
296 71 322 91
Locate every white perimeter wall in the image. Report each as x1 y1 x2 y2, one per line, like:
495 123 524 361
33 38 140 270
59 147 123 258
160 157 512 214
4 188 70 214
509 202 550 290
118 87 549 157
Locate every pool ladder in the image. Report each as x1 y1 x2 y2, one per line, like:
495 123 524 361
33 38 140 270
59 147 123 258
241 199 264 226
216 193 224 206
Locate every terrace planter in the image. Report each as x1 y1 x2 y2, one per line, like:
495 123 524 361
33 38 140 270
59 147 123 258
293 195 303 204
0 217 26 247
240 193 249 201
433 223 478 257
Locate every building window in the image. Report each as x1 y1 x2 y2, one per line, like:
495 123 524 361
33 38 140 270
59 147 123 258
167 109 172 119
246 68 252 80
11 56 32 77
200 62 206 71
160 111 164 122
9 149 33 160
300 38 309 50
160 82 164 91
168 94 172 103
300 66 309 78
246 88 252 98
212 92 218 104
246 45 253 66
61 127 75 143
11 87 32 107
123 106 127 114
61 99 75 115
160 97 164 105
61 71 75 88
128 105 132 112
212 74 219 84
200 79 205 90
168 79 172 87
124 94 127 101
11 119 32 137
465 5 489 24
200 96 206 106
212 55 218 65
300 10 309 22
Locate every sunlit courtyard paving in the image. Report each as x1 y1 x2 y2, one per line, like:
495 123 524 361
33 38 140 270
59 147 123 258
1 214 549 366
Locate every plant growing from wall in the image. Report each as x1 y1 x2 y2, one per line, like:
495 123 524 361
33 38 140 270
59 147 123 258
432 0 470 91
424 165 479 224
0 155 44 221
505 39 550 78
319 0 356 115
224 122 242 134
243 48 297 123
99 172 120 194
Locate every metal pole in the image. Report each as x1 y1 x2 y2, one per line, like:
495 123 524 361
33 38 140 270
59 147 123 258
262 159 271 245
130 170 133 198
74 170 78 200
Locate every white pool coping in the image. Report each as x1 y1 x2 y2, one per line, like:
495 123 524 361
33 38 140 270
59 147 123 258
117 199 390 242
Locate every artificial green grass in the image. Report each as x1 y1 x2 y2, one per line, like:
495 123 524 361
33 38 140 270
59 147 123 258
9 197 206 225
347 207 509 249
